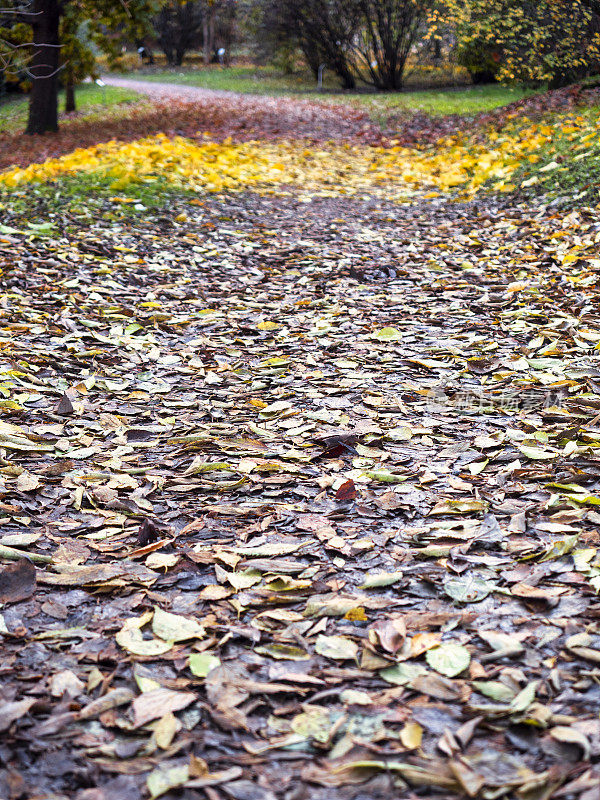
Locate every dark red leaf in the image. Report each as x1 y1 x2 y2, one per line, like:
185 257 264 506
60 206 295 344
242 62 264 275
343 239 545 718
335 479 356 502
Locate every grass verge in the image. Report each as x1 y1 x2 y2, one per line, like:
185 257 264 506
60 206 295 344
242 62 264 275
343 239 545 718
120 65 537 116
0 83 141 134
512 104 600 207
0 170 191 232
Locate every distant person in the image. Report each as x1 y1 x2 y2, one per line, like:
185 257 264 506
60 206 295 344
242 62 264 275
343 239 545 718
137 45 154 65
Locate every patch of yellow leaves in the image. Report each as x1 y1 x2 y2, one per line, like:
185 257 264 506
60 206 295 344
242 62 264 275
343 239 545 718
0 124 551 197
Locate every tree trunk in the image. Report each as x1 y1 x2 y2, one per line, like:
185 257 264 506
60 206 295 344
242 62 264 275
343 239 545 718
301 44 320 79
203 17 210 64
207 12 215 62
26 0 61 135
65 76 76 113
333 59 356 89
339 69 356 90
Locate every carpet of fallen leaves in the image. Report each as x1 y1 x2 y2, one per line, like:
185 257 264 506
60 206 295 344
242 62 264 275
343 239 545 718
1 79 599 176
0 129 542 197
387 82 600 146
1 88 600 800
0 96 382 173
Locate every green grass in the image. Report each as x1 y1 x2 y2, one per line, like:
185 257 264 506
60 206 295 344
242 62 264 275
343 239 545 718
125 65 537 116
513 104 600 207
0 170 190 229
128 65 343 94
332 84 538 116
0 83 141 133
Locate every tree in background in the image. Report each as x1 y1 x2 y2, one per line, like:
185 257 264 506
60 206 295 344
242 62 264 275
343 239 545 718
422 0 497 83
155 1 202 65
245 0 600 90
353 0 428 90
247 0 430 91
447 0 600 86
0 1 34 92
213 0 236 61
242 0 298 73
60 6 96 112
0 0 158 135
198 0 236 65
454 38 499 84
282 0 361 88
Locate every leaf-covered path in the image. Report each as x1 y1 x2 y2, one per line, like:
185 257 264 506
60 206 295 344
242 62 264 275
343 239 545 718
104 75 255 100
1 114 600 800
103 75 382 145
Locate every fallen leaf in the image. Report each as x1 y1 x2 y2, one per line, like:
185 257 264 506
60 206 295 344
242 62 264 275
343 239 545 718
426 643 471 678
188 652 221 677
151 608 205 642
315 634 358 661
0 559 36 604
132 688 196 727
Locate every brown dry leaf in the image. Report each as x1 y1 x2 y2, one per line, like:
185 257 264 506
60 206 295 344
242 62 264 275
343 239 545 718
0 698 36 731
153 712 181 749
15 471 41 492
79 688 135 720
368 617 406 654
0 559 36 604
411 674 466 701
39 561 159 587
132 688 196 728
400 720 423 749
409 632 443 658
335 479 357 501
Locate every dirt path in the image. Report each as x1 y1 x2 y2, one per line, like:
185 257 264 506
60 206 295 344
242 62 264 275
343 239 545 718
1 87 600 799
103 75 381 144
104 74 252 102
1 186 599 799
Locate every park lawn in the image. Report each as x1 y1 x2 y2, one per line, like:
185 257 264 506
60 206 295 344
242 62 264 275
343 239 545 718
127 65 337 94
0 83 141 134
320 84 538 119
125 65 537 116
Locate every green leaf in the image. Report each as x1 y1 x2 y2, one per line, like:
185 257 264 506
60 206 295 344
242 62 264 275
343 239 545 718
373 327 402 341
27 221 56 235
188 652 221 677
291 706 334 741
360 571 404 589
315 634 359 661
116 626 172 657
538 534 579 562
380 662 428 686
152 608 205 642
425 643 471 677
183 459 235 476
518 444 557 460
509 680 539 713
444 575 494 603
473 680 516 702
430 499 488 514
387 426 413 441
147 765 189 799
364 470 407 483
255 643 310 660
